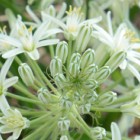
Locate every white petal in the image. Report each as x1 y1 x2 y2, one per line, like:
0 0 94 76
128 64 140 82
0 34 21 48
0 57 14 82
3 77 18 89
107 11 113 36
111 122 121 140
0 95 10 115
37 39 59 48
27 49 40 60
119 59 127 70
2 48 24 59
42 13 67 29
12 129 22 140
42 28 63 39
82 16 102 25
0 125 13 134
26 6 41 24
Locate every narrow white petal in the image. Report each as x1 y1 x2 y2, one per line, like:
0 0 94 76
0 35 21 48
42 13 67 29
0 57 14 82
107 11 113 36
2 48 24 59
82 16 102 25
37 39 59 48
111 122 121 140
3 77 18 89
27 49 40 60
42 28 63 39
119 59 127 70
0 125 13 134
57 2 67 19
0 95 10 115
26 6 41 24
12 129 22 140
128 64 140 82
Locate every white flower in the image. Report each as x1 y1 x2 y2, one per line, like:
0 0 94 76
44 6 102 40
111 122 121 140
0 57 18 114
93 11 140 81
0 108 30 140
0 16 59 60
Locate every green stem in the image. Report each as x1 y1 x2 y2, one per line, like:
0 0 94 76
7 92 43 105
67 40 72 68
91 107 120 112
49 45 54 58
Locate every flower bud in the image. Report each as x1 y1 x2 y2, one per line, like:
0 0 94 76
105 51 126 72
95 66 111 83
79 103 91 114
56 41 68 63
97 91 117 106
58 117 70 131
60 135 68 140
84 91 98 103
37 88 51 104
70 53 81 64
74 24 92 52
90 127 106 139
18 63 35 86
54 73 67 88
60 96 72 109
50 57 62 77
84 79 98 90
81 49 95 69
69 63 80 77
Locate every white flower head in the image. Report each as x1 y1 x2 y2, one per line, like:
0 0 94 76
45 6 102 40
0 109 30 140
0 16 59 60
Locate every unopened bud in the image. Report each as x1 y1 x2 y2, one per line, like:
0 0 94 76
84 91 98 103
81 49 95 69
91 127 106 139
95 66 111 83
70 53 81 64
60 96 72 109
69 63 80 77
18 63 35 86
84 79 98 90
98 91 117 106
54 73 67 88
47 5 56 17
74 24 92 52
50 57 62 77
79 103 91 114
105 51 126 72
58 117 70 131
60 135 68 140
37 88 51 104
56 41 68 63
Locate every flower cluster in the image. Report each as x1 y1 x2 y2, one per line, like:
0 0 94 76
0 1 140 140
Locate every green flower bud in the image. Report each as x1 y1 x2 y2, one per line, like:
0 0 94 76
74 24 92 52
50 57 62 77
105 51 126 72
56 41 68 63
37 88 51 104
18 63 35 86
91 127 106 139
70 53 81 64
58 117 70 131
84 91 98 103
84 79 98 90
80 49 95 69
79 103 91 114
98 91 117 106
60 96 72 109
54 73 67 88
69 63 80 77
95 66 111 83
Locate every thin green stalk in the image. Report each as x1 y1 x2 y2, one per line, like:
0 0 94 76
49 45 54 58
15 56 22 65
7 92 43 105
67 40 72 68
91 107 120 112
